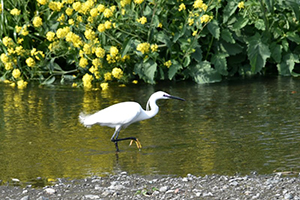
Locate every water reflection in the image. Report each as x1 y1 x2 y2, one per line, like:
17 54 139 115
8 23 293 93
0 77 300 185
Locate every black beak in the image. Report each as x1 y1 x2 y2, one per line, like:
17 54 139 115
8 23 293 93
164 94 185 101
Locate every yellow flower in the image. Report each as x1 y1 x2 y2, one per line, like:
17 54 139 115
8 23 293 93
200 14 211 23
92 59 101 68
137 16 147 24
157 23 163 28
82 73 93 89
90 8 98 17
79 57 88 68
97 24 105 32
193 0 203 9
100 82 109 90
37 0 47 5
12 69 21 79
72 83 78 87
1 53 9 63
21 25 29 36
110 46 119 57
46 31 56 41
164 60 172 68
97 4 105 12
104 72 112 81
15 46 24 55
2 37 14 47
104 21 112 29
56 27 70 39
33 16 43 27
10 8 21 16
136 42 150 54
84 29 95 40
26 57 35 67
188 18 194 26
65 7 73 16
49 2 63 11
15 26 22 33
132 80 138 84
103 8 113 18
151 44 158 52
192 30 198 36
68 19 75 25
238 1 245 9
95 47 105 58
121 0 131 7
17 38 24 44
134 0 144 4
178 3 186 11
112 68 123 79
5 62 13 71
72 2 81 11
0 4 2 13
17 80 28 89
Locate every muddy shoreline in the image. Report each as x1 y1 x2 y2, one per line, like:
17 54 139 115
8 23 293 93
1 172 300 199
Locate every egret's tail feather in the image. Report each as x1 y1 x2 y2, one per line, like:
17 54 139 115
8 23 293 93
79 112 93 128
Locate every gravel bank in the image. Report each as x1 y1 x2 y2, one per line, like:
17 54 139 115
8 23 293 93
1 172 300 199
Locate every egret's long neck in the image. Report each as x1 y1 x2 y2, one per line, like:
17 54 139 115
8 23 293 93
144 98 159 119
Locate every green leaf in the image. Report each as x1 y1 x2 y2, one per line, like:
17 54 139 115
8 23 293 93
168 60 182 80
121 38 132 57
221 29 235 44
254 19 266 31
211 53 229 76
233 16 249 30
191 47 203 63
183 56 191 67
155 32 172 48
190 61 222 84
277 53 300 76
282 39 289 52
246 33 271 73
265 0 274 13
207 20 220 39
270 42 282 63
41 76 55 85
223 1 238 23
286 32 300 44
220 41 243 56
134 60 157 84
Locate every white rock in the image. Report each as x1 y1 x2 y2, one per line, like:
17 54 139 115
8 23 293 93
84 194 100 199
159 186 169 193
44 188 56 195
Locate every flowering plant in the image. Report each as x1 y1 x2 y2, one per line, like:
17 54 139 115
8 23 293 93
0 0 299 89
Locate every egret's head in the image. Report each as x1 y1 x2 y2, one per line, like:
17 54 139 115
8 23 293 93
154 91 185 101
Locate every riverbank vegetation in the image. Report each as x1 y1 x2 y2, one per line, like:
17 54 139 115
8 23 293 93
0 0 299 89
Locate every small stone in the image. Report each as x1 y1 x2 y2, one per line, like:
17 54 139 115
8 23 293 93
203 192 213 197
182 177 188 182
44 188 56 195
166 190 174 194
84 194 100 199
20 196 29 200
159 186 169 193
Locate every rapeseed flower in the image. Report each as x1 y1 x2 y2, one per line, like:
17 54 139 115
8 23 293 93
178 3 186 11
26 57 35 67
112 68 123 79
49 1 63 11
97 24 105 32
3 37 14 47
121 0 131 7
46 31 56 41
72 2 81 11
200 14 211 23
100 82 109 90
151 44 158 52
10 8 21 16
1 53 9 63
66 7 73 16
33 16 43 27
137 16 147 24
104 21 112 29
132 80 138 84
104 72 112 81
12 69 21 79
84 29 96 40
21 25 29 36
103 8 113 18
17 80 28 89
82 73 93 89
37 0 47 5
164 60 172 68
95 47 105 58
5 63 13 70
90 8 98 17
238 1 245 9
134 0 144 4
136 42 150 54
110 46 119 57
79 57 88 68
97 4 105 12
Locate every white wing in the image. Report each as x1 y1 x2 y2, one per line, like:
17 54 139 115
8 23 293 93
79 102 142 128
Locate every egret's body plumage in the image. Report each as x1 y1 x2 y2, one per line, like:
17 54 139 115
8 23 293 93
79 91 184 151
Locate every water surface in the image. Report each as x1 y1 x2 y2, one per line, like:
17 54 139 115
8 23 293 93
0 76 299 185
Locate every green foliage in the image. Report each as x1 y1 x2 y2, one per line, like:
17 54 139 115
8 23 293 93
0 0 299 87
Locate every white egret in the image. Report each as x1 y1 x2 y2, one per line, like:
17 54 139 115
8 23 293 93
79 91 185 151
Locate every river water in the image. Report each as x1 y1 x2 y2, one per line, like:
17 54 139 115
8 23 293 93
0 76 299 185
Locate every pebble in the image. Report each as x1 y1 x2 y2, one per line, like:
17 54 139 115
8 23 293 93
0 173 299 199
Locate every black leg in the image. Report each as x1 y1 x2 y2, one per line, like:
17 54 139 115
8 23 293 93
111 137 142 151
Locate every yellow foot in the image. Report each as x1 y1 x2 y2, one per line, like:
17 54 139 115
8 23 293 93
129 139 142 150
